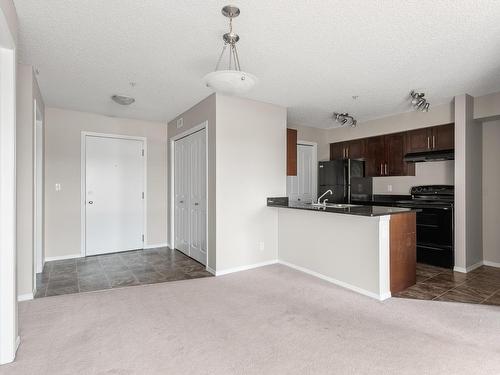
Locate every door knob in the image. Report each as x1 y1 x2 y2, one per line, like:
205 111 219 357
194 202 199 206
88 201 93 204
179 200 184 203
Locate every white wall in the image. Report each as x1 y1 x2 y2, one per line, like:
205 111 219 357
482 120 500 265
16 64 45 297
216 95 286 272
45 108 167 259
287 123 329 161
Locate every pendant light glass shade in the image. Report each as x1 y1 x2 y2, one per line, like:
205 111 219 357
203 70 257 95
203 6 257 95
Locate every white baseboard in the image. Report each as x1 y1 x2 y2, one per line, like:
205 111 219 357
454 260 484 273
278 260 390 301
206 266 216 275
215 260 278 276
143 242 170 250
483 260 500 268
45 254 82 262
17 293 33 302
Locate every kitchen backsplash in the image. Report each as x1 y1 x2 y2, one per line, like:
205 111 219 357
372 160 454 195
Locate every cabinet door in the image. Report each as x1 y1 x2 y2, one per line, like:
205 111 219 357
432 123 454 151
406 128 431 153
385 133 414 176
287 128 297 176
330 142 345 160
364 136 385 177
345 139 365 159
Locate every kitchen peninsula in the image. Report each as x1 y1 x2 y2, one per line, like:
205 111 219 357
267 198 417 300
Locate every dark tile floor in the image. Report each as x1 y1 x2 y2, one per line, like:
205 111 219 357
35 247 212 298
394 263 500 305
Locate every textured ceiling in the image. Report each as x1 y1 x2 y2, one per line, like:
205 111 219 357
13 0 500 128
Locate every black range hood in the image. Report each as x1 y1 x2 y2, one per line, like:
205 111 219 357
404 149 454 163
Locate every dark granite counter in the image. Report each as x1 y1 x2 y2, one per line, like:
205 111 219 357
267 197 417 217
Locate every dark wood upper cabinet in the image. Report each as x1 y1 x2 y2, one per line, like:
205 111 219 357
330 142 344 160
433 123 454 151
406 127 432 153
385 132 414 176
406 124 454 153
345 139 365 159
364 136 385 177
287 128 297 176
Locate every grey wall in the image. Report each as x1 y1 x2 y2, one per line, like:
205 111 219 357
16 64 45 297
45 107 168 259
167 94 216 270
482 120 500 265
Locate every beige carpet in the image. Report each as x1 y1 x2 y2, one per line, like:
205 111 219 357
1 264 500 375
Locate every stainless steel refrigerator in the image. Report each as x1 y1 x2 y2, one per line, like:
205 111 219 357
318 160 370 203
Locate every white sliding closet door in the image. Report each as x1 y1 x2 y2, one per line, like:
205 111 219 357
174 129 207 265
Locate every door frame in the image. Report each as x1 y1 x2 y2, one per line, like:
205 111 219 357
80 131 147 257
169 121 208 266
33 99 43 282
297 140 318 201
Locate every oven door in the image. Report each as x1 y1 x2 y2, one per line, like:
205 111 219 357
396 203 454 268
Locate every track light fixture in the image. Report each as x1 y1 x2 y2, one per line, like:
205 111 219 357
333 112 357 127
410 90 430 112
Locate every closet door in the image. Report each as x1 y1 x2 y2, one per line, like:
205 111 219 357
189 129 207 265
297 144 314 203
174 137 189 255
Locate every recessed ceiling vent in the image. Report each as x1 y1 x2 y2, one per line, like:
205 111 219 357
111 95 135 105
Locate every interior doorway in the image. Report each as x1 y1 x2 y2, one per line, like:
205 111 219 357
81 133 146 256
172 125 207 266
287 141 318 203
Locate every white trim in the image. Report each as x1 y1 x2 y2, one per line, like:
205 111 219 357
17 293 33 302
483 260 500 268
378 215 391 299
170 121 209 266
216 260 278 276
143 242 169 250
206 266 216 275
297 140 318 200
0 33 18 364
454 260 484 273
278 260 391 301
80 132 147 257
45 254 82 262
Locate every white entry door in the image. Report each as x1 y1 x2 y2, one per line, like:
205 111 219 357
287 144 315 203
174 128 207 265
84 135 145 256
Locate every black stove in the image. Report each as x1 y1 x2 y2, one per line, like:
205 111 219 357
395 185 454 268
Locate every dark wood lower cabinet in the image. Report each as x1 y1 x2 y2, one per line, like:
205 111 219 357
390 212 417 294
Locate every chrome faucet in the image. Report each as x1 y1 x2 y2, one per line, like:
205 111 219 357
317 189 333 206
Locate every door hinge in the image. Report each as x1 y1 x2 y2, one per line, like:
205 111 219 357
142 234 144 242
142 192 144 199
141 149 144 156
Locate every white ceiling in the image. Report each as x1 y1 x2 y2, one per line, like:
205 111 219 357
13 0 500 128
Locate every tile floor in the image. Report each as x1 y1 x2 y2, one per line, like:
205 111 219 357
394 263 500 305
35 247 212 298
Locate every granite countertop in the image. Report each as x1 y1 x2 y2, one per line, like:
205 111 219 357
267 197 418 217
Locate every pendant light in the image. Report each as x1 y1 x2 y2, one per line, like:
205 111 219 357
203 5 257 95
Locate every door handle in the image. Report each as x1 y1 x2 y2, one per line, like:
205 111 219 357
88 201 93 205
432 135 436 149
194 202 199 206
179 200 184 203
385 163 388 175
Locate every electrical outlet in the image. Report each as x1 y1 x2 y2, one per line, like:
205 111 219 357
387 184 393 192
55 183 61 191
259 242 265 252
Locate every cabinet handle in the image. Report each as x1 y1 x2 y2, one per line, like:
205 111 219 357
427 136 430 149
432 135 435 149
346 147 349 158
380 163 383 175
385 164 388 175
